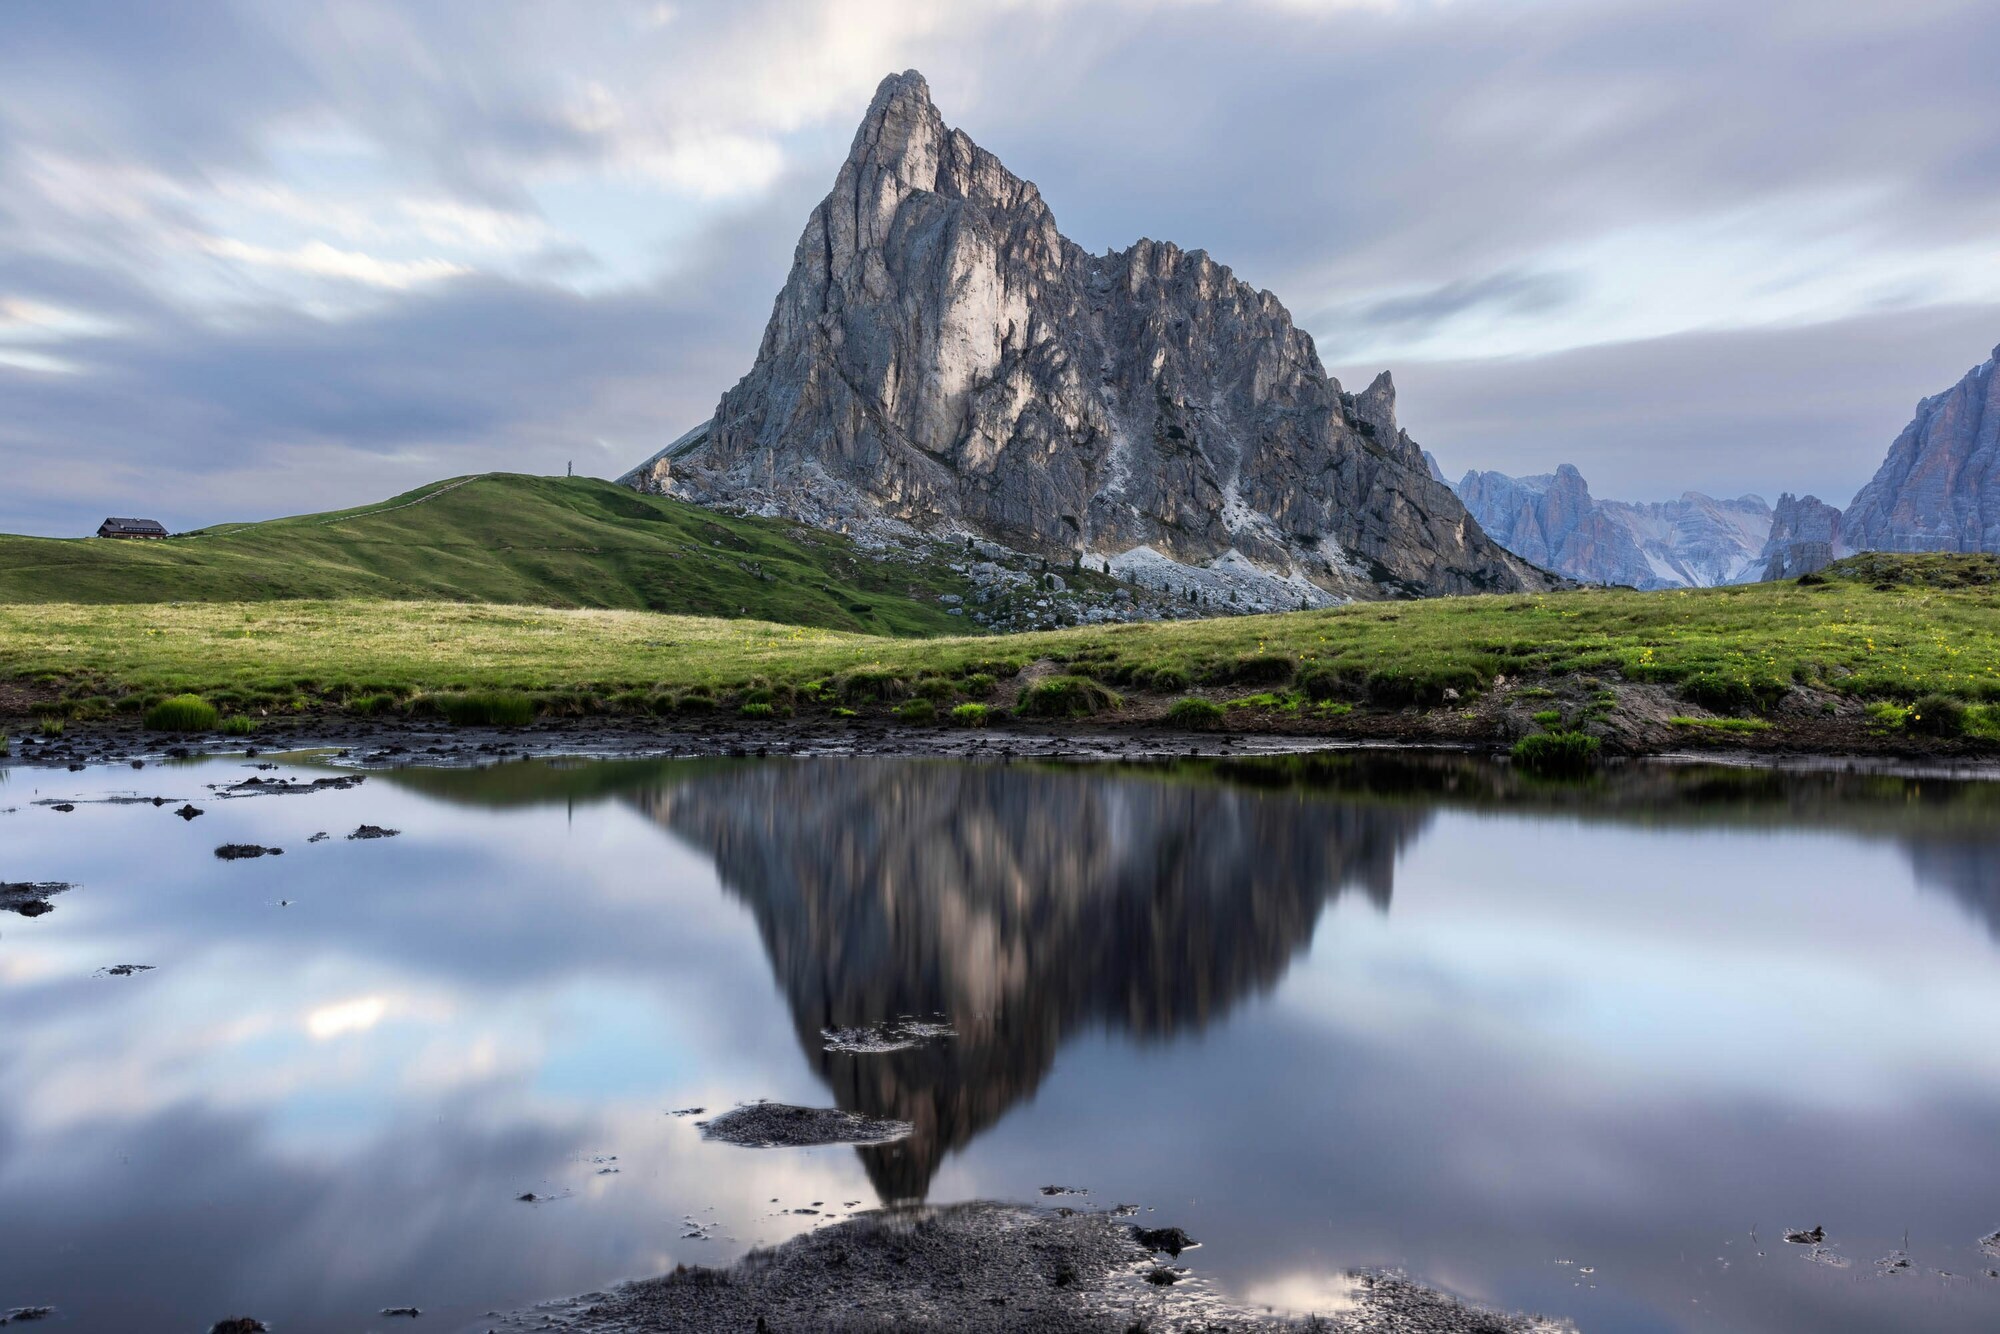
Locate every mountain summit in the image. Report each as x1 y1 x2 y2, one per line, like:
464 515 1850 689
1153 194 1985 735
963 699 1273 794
623 71 1547 601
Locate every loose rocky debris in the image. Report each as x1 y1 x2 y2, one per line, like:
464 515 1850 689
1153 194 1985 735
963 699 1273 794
210 773 366 800
47 804 73 813
1132 1226 1197 1257
821 1017 954 1053
347 824 400 840
1981 1230 2000 1260
0 1309 54 1325
1040 1184 1087 1197
1 882 71 918
697 1102 912 1149
214 844 283 860
380 1307 421 1317
667 1107 705 1117
307 831 330 843
95 964 155 977
208 1320 268 1334
1784 1226 1825 1245
504 1203 1565 1333
174 804 203 820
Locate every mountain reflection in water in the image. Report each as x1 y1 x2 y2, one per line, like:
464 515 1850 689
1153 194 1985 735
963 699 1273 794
632 759 1424 1202
389 749 2000 1207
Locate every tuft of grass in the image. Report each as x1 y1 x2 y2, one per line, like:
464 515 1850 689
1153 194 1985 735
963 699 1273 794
1206 653 1295 687
1531 709 1563 726
1668 716 1773 733
0 733 9 754
1906 693 1968 737
1226 691 1299 712
1365 663 1486 708
838 668 908 702
1142 665 1191 692
38 717 65 736
1511 730 1601 776
144 694 219 732
738 701 776 720
1017 675 1122 718
895 698 936 724
219 715 259 736
959 672 997 697
1165 697 1227 730
434 690 535 727
948 702 989 727
347 692 398 716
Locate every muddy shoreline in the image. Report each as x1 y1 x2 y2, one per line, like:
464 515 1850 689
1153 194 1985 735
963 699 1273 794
4 706 1998 781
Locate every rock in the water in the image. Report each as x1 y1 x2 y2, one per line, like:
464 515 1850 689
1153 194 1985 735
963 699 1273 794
698 1102 912 1148
626 71 1546 602
1845 344 2000 554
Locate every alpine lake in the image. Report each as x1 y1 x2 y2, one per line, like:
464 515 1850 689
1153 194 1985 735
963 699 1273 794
5 747 2000 1332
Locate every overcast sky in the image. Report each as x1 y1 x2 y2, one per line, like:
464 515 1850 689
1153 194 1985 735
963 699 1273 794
2 0 1997 536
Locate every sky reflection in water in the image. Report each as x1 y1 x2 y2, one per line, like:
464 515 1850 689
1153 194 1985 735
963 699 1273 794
3 752 2000 1332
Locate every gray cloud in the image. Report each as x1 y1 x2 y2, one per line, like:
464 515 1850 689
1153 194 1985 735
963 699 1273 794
1347 303 2000 507
1 0 1997 535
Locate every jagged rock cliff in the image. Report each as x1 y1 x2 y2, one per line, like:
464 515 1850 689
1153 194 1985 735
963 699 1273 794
1843 345 2000 553
1454 464 1770 588
626 71 1546 600
1755 492 1846 579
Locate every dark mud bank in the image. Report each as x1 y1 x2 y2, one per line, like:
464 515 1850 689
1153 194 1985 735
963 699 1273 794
500 1202 1566 1333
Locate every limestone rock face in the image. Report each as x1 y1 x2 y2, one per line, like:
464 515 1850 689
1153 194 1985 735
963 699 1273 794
641 71 1546 599
1454 464 1770 588
1844 346 2000 553
1756 492 1846 579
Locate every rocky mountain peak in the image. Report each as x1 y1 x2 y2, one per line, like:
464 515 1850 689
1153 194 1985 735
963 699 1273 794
626 71 1548 601
1843 343 2000 554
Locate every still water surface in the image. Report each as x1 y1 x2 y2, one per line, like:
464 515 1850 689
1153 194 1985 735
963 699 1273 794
4 751 2000 1331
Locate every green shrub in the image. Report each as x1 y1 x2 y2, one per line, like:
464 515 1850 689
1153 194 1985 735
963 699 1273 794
647 691 677 716
435 691 536 727
1511 730 1601 776
915 676 958 701
1365 664 1485 708
1679 672 1787 715
1208 653 1295 687
838 668 907 702
1906 693 1967 737
1144 665 1191 693
145 694 219 732
739 701 776 720
1166 697 1227 730
896 698 937 724
219 716 259 736
1017 675 1123 718
1296 664 1352 702
959 672 997 698
948 702 989 727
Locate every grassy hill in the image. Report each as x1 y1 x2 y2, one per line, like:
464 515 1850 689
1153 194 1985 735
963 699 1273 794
0 474 973 635
3 555 1995 748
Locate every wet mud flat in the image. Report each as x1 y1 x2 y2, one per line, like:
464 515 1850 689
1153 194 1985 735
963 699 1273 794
7 697 2000 776
507 1203 1565 1334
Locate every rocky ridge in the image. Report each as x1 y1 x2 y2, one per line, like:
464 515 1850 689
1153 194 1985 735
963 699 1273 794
623 71 1548 604
1843 344 2000 554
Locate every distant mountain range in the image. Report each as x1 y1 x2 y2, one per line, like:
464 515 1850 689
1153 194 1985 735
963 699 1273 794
1451 342 2000 588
